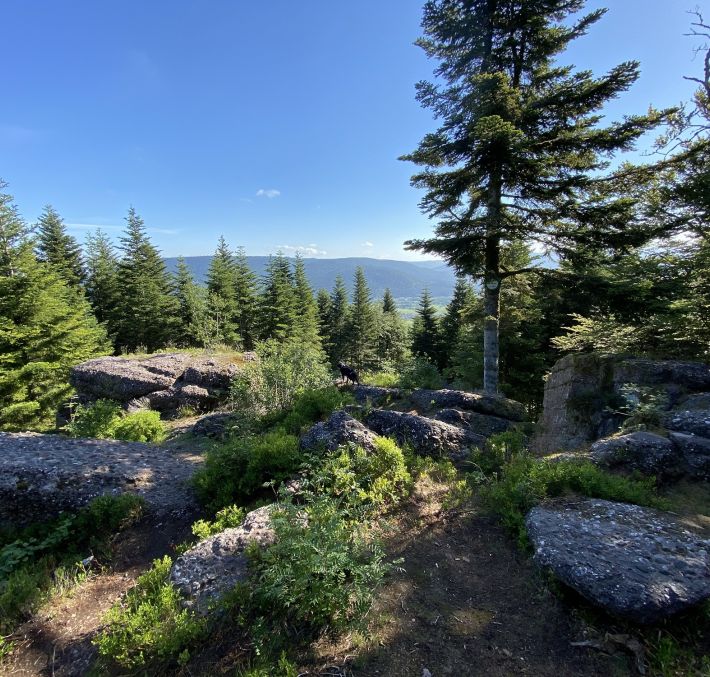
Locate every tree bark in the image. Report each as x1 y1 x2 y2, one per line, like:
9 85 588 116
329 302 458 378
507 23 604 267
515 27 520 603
483 174 502 395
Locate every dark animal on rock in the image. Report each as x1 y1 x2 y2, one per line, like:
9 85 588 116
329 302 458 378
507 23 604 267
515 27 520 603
338 362 360 385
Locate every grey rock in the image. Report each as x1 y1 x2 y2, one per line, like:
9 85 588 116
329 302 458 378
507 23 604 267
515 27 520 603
352 385 402 406
192 412 234 439
678 393 710 410
170 505 277 613
526 499 710 624
365 409 483 462
434 408 514 437
663 409 710 438
0 432 201 528
410 389 526 422
590 432 679 477
613 359 710 394
669 432 710 480
300 411 379 453
147 384 216 414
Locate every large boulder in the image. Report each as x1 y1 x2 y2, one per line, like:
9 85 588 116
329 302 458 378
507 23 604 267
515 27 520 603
410 389 526 422
364 409 483 462
589 432 679 478
351 385 402 407
663 409 710 438
0 432 200 528
70 353 244 416
668 432 710 480
433 408 515 438
170 505 276 614
533 353 710 454
526 499 710 624
300 411 379 453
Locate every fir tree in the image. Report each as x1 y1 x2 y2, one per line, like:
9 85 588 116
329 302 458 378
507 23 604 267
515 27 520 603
403 0 669 393
440 277 475 367
114 207 177 352
260 252 297 340
326 275 350 365
382 288 397 313
206 236 240 345
35 205 85 287
233 246 258 350
344 267 377 371
410 288 442 367
375 304 409 369
316 288 332 330
84 229 120 340
0 183 110 430
293 254 321 345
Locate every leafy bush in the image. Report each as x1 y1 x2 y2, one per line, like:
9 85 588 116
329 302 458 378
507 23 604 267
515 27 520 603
248 498 392 634
94 556 206 670
483 455 666 548
469 431 527 476
194 430 301 511
230 339 332 415
398 357 444 390
112 410 166 442
191 505 246 541
265 386 354 435
360 370 400 388
66 400 165 443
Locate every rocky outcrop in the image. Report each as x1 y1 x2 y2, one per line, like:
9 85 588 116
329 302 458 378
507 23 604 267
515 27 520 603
364 409 484 462
170 505 277 613
0 432 201 528
300 411 379 453
70 353 244 416
663 408 710 438
352 385 402 406
411 389 527 422
589 432 679 478
192 412 234 439
434 408 515 438
533 353 710 453
526 499 710 624
668 432 710 480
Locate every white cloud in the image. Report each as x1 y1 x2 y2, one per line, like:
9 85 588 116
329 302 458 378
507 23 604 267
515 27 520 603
280 244 327 257
362 241 374 248
256 188 281 199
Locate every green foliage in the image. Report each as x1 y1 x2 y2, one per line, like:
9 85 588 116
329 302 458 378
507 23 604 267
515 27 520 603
94 556 206 670
483 455 665 548
398 356 444 390
84 229 120 338
323 274 349 365
35 205 85 287
617 384 668 431
469 431 527 476
259 252 297 341
194 429 301 511
230 338 332 415
344 267 377 372
410 288 443 368
191 505 246 541
361 369 399 388
267 386 354 436
65 399 165 442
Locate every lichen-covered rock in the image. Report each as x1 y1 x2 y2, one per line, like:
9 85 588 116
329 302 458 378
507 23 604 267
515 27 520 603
351 385 401 406
526 499 710 624
589 432 679 477
434 408 515 437
669 432 710 480
170 505 277 613
192 412 234 439
663 409 710 438
365 409 483 461
300 411 379 453
678 393 710 410
612 359 710 394
410 389 526 422
0 432 201 528
70 353 244 416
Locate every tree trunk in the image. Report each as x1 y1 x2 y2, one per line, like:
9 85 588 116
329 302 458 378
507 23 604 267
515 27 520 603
483 175 502 396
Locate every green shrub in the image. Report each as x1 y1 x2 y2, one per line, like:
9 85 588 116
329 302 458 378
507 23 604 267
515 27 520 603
361 370 400 388
194 430 301 511
469 431 527 476
484 456 666 548
191 505 246 541
66 400 165 443
94 556 206 670
248 498 392 634
398 357 443 390
112 410 166 442
266 386 354 435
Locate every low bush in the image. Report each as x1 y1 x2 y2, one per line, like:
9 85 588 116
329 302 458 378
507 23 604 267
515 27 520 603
265 386 354 435
483 454 666 548
194 430 301 511
94 555 206 670
468 431 527 476
360 370 400 388
66 400 165 443
398 357 444 390
191 504 246 541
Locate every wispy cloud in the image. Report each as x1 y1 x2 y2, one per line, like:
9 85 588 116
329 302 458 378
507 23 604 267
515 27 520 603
362 241 374 248
280 244 327 257
256 188 281 199
66 222 180 236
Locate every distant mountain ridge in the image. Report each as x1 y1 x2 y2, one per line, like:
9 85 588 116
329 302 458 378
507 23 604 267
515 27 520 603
164 256 458 300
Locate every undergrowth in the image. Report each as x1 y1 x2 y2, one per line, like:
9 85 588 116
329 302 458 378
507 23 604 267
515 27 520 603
66 399 165 442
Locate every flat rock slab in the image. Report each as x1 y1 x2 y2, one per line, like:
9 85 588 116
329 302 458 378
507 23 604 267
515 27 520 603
0 432 202 528
170 505 276 613
526 499 710 624
300 411 379 453
365 409 483 462
352 385 402 406
663 409 710 438
434 408 515 437
410 389 526 422
669 432 710 480
590 432 679 477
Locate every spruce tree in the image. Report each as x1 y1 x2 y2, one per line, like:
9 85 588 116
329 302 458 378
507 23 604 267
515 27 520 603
84 229 120 341
344 267 377 371
440 277 475 367
293 254 321 346
35 205 85 287
326 275 350 365
206 236 240 345
115 207 177 352
410 288 442 367
233 246 258 350
376 301 410 369
0 183 110 430
259 252 297 340
403 0 668 393
382 288 397 313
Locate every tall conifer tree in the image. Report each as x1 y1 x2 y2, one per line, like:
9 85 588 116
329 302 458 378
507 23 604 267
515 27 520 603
233 246 258 349
403 0 668 393
207 236 240 345
410 288 442 366
326 275 350 365
344 267 377 371
260 252 297 340
293 254 321 345
440 276 475 366
35 205 85 287
84 229 120 341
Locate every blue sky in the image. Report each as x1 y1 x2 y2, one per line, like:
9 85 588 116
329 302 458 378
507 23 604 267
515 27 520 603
1 0 705 259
